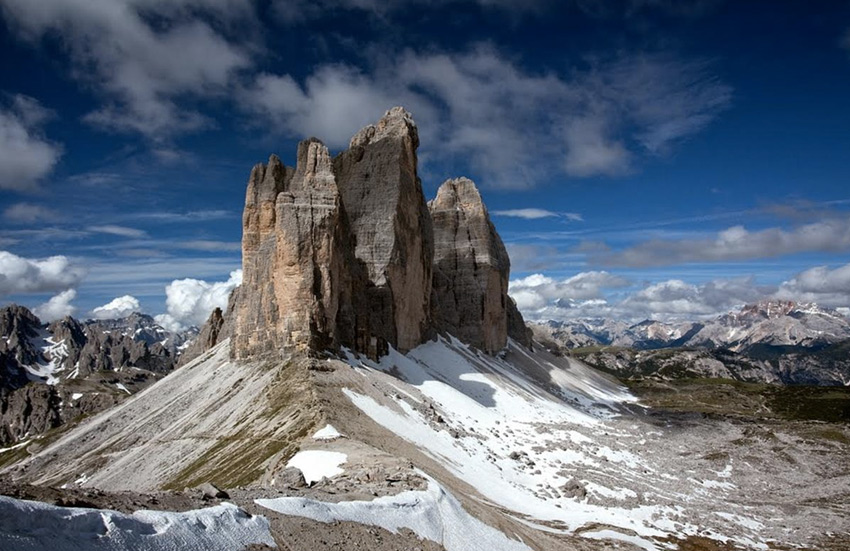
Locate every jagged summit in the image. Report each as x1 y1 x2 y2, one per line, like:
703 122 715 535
226 107 528 360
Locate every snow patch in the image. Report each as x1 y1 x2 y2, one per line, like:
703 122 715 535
312 424 343 440
286 450 346 484
256 473 529 551
0 495 275 551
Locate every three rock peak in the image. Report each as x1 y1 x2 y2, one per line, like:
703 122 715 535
229 107 531 360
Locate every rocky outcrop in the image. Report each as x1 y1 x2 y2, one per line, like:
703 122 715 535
180 308 226 364
228 107 528 360
334 107 433 352
429 177 510 354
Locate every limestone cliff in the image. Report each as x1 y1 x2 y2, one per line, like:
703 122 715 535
228 107 529 360
429 177 510 354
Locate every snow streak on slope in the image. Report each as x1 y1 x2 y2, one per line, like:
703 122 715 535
0 496 275 551
342 337 770 551
23 331 70 384
257 472 529 551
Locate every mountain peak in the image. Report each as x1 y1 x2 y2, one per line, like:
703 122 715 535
228 107 526 360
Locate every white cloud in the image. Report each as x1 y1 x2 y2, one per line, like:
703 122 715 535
511 271 768 322
597 217 850 267
775 263 850 308
618 278 765 319
509 271 630 315
3 202 60 224
88 225 148 238
92 294 141 319
2 0 253 140
243 47 730 187
0 251 85 296
493 209 582 220
0 95 62 191
155 269 241 330
33 289 77 321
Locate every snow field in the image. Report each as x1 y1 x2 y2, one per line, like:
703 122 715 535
0 496 276 551
341 336 769 551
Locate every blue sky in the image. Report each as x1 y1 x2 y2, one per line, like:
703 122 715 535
1 0 849 327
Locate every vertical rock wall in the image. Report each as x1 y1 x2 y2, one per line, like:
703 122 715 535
429 178 510 354
230 107 529 360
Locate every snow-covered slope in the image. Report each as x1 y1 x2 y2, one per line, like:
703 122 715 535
4 336 848 550
0 496 274 551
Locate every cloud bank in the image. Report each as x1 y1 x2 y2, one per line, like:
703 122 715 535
512 263 850 323
0 251 85 296
595 217 850 267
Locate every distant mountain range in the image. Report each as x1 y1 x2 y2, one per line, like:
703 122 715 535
532 300 850 351
531 300 850 386
0 305 196 445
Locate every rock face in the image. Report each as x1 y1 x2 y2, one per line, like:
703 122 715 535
229 107 528 360
429 177 510 354
334 107 433 352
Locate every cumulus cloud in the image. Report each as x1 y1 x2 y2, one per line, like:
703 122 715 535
775 263 850 308
88 225 148 238
243 47 731 187
0 251 85 296
511 271 770 322
596 217 850 267
92 295 141 319
509 271 630 314
1 0 253 140
619 277 766 319
0 95 62 191
155 269 241 330
33 289 77 321
493 209 582 220
3 202 60 224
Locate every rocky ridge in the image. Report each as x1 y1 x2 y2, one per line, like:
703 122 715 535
532 300 850 385
0 306 191 445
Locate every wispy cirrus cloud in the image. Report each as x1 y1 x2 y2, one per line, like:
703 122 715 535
493 208 583 220
87 225 149 238
2 202 61 224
